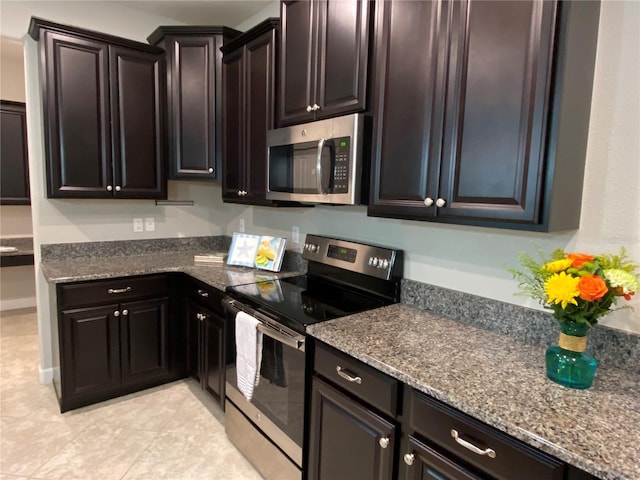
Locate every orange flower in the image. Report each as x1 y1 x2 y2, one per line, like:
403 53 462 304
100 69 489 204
577 275 608 301
567 253 594 269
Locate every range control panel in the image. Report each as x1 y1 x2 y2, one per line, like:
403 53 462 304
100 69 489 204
303 234 403 280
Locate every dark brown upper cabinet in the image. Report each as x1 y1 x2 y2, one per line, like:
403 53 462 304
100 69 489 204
0 101 30 205
369 0 600 231
147 26 241 181
221 19 279 205
29 18 166 199
277 0 372 126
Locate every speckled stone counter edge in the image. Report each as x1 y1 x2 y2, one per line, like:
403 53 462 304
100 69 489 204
40 236 307 280
41 236 231 260
402 278 640 373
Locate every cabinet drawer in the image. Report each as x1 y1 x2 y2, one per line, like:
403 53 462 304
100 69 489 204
408 390 565 480
314 342 399 417
59 274 169 309
184 278 224 315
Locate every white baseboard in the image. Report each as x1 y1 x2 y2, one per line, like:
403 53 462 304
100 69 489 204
0 297 37 311
39 367 56 384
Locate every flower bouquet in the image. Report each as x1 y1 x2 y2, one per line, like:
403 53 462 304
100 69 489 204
510 248 639 389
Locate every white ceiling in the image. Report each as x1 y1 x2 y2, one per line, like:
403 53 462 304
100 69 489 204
113 0 270 27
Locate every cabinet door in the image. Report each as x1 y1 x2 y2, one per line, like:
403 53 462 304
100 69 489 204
168 36 218 179
278 0 316 126
437 0 556 224
368 0 447 220
308 377 395 480
315 0 371 119
202 310 225 405
61 305 120 398
0 101 30 205
42 31 112 198
109 46 166 199
120 297 170 386
222 47 246 201
401 435 482 480
185 298 203 382
243 29 276 204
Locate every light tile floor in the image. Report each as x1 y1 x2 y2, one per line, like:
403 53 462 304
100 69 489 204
0 308 263 480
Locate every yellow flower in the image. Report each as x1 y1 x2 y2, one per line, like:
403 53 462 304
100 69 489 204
544 272 580 309
543 259 573 273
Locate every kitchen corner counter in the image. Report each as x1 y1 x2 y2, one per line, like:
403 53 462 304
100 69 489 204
0 237 34 267
40 251 304 291
307 303 640 480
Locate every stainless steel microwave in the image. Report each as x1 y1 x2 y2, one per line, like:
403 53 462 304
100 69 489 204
266 114 366 205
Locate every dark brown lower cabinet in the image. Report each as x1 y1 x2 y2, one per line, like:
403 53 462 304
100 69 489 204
183 278 226 407
186 298 225 405
308 377 396 480
56 275 177 412
401 435 482 480
120 298 170 386
398 389 594 480
311 342 594 480
61 304 121 400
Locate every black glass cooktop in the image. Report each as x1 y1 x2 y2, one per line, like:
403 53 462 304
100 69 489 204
225 275 392 334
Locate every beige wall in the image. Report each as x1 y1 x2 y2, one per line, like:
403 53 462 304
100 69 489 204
1 35 35 310
0 36 26 101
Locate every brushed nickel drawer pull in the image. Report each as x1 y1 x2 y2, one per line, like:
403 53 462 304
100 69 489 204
108 287 131 294
336 366 362 384
197 289 209 298
450 429 496 458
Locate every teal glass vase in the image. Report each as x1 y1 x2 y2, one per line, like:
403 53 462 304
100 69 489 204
545 321 597 389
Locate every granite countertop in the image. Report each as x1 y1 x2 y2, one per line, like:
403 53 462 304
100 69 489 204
40 251 303 290
307 303 640 480
0 237 34 267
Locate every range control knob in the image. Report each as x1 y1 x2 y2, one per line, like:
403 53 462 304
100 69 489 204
380 259 389 269
370 257 379 267
305 243 319 253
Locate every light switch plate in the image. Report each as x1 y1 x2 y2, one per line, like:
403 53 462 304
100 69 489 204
239 218 245 233
133 218 143 233
292 226 300 244
144 217 155 232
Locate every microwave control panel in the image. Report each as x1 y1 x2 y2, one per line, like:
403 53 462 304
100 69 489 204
332 136 350 193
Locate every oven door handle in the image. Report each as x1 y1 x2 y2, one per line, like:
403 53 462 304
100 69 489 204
257 323 305 350
223 297 306 351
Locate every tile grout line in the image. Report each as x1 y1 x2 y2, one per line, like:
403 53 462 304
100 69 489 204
116 428 165 480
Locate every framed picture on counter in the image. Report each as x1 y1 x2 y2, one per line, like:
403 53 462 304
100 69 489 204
227 233 287 272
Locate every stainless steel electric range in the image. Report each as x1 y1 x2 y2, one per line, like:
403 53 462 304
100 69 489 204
222 234 403 480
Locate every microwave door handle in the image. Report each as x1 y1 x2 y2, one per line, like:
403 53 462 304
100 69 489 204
316 138 326 194
323 140 335 194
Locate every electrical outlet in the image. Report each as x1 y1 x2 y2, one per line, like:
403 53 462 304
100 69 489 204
144 217 155 232
133 218 143 233
239 218 245 233
292 226 300 244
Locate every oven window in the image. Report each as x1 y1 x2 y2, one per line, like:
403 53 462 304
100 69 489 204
227 332 306 448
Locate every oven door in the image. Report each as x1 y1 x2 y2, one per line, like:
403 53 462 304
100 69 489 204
223 297 306 469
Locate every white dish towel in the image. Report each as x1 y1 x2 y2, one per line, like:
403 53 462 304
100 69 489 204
235 311 263 401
